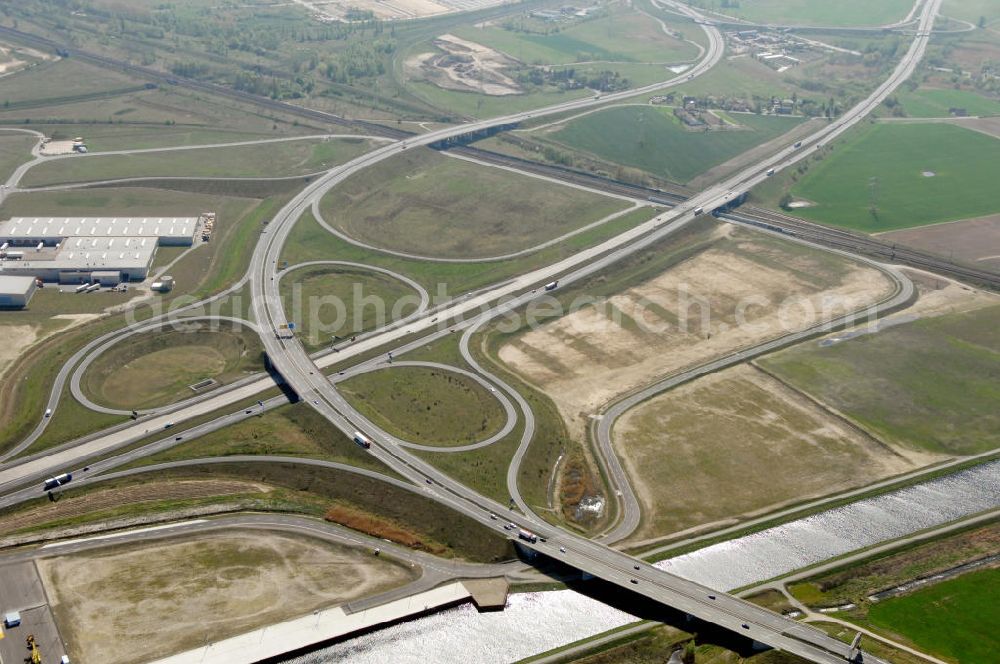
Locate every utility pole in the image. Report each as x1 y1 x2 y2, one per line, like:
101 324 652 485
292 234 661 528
868 176 879 219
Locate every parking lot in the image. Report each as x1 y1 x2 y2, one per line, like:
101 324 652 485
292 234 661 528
0 560 66 664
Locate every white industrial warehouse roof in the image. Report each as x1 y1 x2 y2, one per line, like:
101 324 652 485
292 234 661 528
1 235 155 271
0 275 38 294
0 217 197 241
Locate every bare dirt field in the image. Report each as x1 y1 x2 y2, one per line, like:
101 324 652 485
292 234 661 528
39 530 417 664
958 116 1000 139
615 364 928 541
498 227 894 438
878 213 1000 272
406 34 522 96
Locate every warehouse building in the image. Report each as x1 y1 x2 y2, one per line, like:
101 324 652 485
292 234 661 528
0 275 38 308
0 215 203 284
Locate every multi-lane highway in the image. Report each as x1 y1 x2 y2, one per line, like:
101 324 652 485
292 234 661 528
237 1 940 662
0 0 951 661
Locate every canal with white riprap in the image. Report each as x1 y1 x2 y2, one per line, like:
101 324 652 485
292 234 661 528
286 460 1000 664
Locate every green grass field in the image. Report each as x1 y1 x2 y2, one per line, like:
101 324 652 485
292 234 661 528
691 0 914 26
0 57 147 106
340 366 507 447
787 122 1000 231
22 138 375 187
282 206 657 296
81 322 265 410
279 264 420 351
320 147 629 258
760 304 1000 456
454 10 695 65
895 88 1000 118
549 106 805 182
867 568 1000 664
0 132 37 182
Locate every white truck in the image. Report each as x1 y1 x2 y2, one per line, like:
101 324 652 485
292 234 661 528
353 431 373 449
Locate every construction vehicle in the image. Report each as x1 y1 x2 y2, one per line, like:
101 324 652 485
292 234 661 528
27 634 42 664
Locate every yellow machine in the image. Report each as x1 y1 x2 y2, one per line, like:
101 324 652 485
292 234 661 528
26 633 42 663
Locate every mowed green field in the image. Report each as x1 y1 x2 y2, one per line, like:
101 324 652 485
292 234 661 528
789 122 1000 231
279 265 420 350
895 88 1000 118
867 568 1000 664
550 106 805 182
340 366 507 447
0 132 37 183
760 304 1000 456
22 138 376 187
694 0 913 26
320 147 629 258
82 323 265 410
454 10 695 65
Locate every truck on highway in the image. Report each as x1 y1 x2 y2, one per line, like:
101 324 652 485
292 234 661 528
693 207 704 216
544 281 558 291
766 168 775 176
518 529 538 543
42 473 72 491
353 431 373 449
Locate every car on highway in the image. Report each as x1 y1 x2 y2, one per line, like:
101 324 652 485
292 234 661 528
163 422 174 429
630 578 638 585
559 546 566 553
44 408 52 417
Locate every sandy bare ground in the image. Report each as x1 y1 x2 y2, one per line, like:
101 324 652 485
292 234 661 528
39 531 416 664
616 364 928 540
498 228 894 438
688 117 824 188
0 46 26 76
0 324 38 378
406 34 522 96
876 213 1000 272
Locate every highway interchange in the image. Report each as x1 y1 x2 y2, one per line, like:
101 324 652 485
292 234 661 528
0 0 973 661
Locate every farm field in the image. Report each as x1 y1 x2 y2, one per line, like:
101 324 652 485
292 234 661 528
785 122 1000 231
759 303 1000 456
547 105 806 183
38 532 417 664
80 321 265 410
319 147 631 259
877 213 1000 272
340 365 508 447
21 137 377 187
278 264 421 351
498 224 893 439
614 365 920 539
866 568 1000 664
692 0 914 27
894 87 1000 118
453 10 696 66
